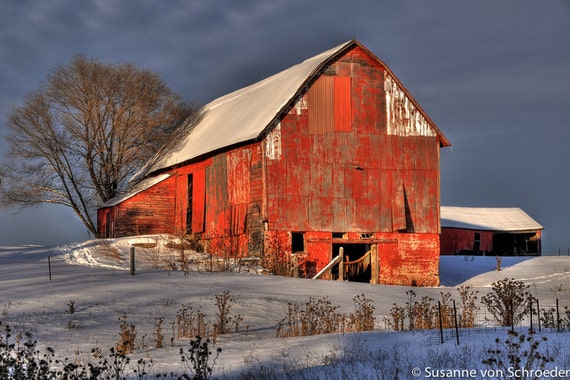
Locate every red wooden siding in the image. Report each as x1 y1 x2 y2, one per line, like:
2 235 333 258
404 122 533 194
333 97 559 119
98 176 177 237
440 228 493 255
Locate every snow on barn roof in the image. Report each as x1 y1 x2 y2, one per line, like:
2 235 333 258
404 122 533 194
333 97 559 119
133 39 449 180
102 174 171 207
440 206 544 233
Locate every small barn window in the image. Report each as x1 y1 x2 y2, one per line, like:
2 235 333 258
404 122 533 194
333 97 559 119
292 232 305 252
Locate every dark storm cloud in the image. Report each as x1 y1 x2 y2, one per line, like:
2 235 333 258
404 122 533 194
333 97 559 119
0 0 568 250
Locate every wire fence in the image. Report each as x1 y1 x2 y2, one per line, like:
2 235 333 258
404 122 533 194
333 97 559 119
399 298 570 346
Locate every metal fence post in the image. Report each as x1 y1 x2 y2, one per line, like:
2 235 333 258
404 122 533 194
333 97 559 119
438 301 444 344
536 299 541 332
453 299 460 345
556 298 560 332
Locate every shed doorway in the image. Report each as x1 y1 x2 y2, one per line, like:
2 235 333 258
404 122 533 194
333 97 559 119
332 243 372 283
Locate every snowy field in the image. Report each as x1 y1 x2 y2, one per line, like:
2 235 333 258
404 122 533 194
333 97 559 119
1 236 569 379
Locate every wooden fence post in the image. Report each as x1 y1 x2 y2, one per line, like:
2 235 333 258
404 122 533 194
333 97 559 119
338 247 344 281
130 247 135 276
371 245 379 284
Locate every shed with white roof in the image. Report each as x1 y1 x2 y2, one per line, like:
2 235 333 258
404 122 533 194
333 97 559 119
440 206 543 256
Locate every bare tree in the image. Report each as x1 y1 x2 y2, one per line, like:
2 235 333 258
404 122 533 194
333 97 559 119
0 55 198 237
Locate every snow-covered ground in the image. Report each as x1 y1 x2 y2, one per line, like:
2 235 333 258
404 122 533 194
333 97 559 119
1 236 569 379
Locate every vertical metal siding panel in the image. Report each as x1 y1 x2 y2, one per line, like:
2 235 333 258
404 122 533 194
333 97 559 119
174 174 186 232
334 77 352 132
392 180 406 231
205 155 229 238
332 164 345 199
332 197 348 232
378 169 392 231
366 170 380 230
308 76 334 134
266 160 287 228
192 168 206 233
227 148 251 204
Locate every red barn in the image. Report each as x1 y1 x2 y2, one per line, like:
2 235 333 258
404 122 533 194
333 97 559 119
98 40 451 286
440 206 543 256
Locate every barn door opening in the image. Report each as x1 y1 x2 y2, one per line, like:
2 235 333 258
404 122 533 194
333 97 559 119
332 243 372 283
186 174 193 233
105 211 112 238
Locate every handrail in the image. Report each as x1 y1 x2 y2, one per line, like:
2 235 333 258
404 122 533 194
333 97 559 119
312 254 342 279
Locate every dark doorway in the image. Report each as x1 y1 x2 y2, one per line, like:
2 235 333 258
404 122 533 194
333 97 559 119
186 174 193 233
332 243 371 283
493 233 540 256
105 211 111 238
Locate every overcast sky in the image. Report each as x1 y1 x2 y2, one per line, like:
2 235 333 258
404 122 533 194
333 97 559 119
0 1 568 253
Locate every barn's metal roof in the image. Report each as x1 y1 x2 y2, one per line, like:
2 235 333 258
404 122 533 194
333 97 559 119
133 39 449 181
102 174 171 207
441 206 544 233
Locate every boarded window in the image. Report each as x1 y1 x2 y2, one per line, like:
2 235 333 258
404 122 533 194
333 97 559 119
308 76 351 134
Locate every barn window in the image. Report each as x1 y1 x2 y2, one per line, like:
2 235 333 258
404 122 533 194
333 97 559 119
292 232 305 252
308 76 352 134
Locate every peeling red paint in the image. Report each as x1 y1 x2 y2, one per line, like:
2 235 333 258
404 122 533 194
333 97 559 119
97 44 448 286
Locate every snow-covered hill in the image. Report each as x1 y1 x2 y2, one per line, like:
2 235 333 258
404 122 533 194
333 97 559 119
1 237 569 379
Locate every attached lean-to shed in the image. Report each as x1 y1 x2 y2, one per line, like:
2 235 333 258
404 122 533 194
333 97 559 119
440 206 543 256
98 39 451 286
